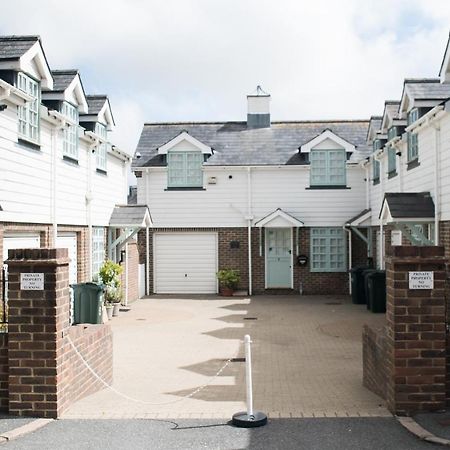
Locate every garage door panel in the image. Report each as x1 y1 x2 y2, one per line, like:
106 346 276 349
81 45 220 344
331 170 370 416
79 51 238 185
154 233 217 294
3 234 40 262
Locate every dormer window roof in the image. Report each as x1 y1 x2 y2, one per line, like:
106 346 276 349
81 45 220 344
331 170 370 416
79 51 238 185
299 129 355 154
42 70 88 113
399 78 450 114
380 101 400 131
0 35 53 90
80 95 115 130
157 130 213 155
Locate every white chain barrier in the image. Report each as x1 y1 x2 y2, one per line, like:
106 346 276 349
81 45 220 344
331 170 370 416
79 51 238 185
67 335 240 406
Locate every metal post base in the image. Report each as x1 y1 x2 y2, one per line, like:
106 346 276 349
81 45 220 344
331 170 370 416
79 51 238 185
232 411 268 428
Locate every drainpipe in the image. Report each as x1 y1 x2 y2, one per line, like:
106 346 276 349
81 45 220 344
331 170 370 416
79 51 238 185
432 122 441 245
125 241 129 306
246 167 253 296
146 225 150 296
344 227 352 294
87 139 98 281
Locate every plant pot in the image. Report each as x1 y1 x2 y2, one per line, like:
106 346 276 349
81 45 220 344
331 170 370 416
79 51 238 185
113 303 120 317
220 286 234 297
106 305 113 320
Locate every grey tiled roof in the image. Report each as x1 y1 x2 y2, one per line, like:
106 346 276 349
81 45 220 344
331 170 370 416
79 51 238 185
381 192 435 219
384 101 400 120
0 35 39 60
405 79 450 100
109 205 150 227
135 120 371 167
51 70 77 92
84 95 107 115
346 209 371 225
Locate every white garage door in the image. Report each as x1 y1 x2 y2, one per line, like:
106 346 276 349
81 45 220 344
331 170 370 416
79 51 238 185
154 233 218 294
3 234 40 262
56 233 78 285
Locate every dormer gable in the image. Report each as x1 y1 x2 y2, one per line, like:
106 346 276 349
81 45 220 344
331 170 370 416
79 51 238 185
399 78 450 114
157 131 213 155
80 95 115 131
42 70 88 113
300 129 355 154
0 36 53 89
381 101 400 131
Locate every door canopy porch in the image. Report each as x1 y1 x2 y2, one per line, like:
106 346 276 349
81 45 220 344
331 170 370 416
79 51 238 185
379 192 435 245
254 208 304 228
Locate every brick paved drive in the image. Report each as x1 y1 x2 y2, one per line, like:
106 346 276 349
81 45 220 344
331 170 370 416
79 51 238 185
63 295 389 419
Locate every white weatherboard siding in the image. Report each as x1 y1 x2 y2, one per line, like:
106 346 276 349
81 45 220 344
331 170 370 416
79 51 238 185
0 97 128 227
438 114 450 221
154 233 218 294
140 166 366 228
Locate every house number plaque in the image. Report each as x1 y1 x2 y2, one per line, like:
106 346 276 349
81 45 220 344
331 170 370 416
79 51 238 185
408 272 433 290
20 273 44 291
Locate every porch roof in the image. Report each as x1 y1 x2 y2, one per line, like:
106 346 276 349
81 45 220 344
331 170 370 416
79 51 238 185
379 192 435 223
346 209 371 227
254 208 304 228
109 205 152 228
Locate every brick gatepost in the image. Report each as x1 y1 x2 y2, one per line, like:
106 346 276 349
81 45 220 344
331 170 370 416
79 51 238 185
6 248 70 418
385 246 447 416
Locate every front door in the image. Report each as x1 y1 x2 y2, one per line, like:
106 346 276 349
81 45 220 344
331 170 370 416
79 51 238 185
266 228 292 288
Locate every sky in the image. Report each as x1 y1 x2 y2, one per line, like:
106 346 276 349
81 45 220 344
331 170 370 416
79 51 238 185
1 0 450 157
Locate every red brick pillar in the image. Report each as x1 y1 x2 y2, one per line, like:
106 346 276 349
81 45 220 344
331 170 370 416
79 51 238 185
7 248 70 418
385 246 447 416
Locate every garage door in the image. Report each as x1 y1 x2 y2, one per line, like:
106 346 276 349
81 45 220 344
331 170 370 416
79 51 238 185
154 233 218 294
56 233 78 285
3 234 40 262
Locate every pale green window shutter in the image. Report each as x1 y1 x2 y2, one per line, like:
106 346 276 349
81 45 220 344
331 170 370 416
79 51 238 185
310 149 346 186
168 151 203 187
387 147 396 174
310 227 346 272
407 109 419 162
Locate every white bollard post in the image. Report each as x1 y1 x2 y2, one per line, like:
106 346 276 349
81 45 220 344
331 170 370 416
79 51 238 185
232 334 267 428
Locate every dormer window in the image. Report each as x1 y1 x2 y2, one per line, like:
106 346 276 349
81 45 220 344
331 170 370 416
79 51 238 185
61 101 78 161
95 122 107 173
16 72 40 144
407 108 419 163
167 151 203 188
309 149 346 187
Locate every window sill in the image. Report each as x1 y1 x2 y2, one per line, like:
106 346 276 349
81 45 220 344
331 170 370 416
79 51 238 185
96 168 107 176
165 187 206 191
17 137 41 151
63 155 79 165
387 171 397 179
407 159 420 171
373 179 380 186
306 185 350 190
310 269 347 273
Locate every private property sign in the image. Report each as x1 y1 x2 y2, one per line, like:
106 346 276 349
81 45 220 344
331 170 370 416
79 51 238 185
20 273 44 291
409 271 434 290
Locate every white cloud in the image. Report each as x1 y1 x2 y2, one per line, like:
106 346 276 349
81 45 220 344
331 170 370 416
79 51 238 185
1 0 450 154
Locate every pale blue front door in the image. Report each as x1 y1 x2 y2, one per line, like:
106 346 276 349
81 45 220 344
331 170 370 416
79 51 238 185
266 228 292 288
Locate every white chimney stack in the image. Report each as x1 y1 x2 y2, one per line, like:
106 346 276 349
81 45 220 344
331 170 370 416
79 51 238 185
247 86 271 129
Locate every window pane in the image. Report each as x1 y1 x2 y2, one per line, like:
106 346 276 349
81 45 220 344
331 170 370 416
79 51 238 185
16 72 40 143
310 227 346 272
310 149 346 186
167 151 203 187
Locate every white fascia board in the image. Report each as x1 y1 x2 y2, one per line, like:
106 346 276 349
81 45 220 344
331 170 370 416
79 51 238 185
346 210 372 227
109 145 132 162
67 74 88 113
379 201 392 223
255 209 304 228
440 36 450 83
0 78 33 105
399 88 410 114
85 130 107 144
99 99 115 131
406 106 446 133
300 129 355 153
20 41 53 90
157 131 212 155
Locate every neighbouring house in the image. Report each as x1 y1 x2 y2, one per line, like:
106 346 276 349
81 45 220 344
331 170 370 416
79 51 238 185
133 33 450 296
0 35 146 304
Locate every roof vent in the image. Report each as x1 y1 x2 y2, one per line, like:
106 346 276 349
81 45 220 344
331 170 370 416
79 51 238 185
247 85 271 129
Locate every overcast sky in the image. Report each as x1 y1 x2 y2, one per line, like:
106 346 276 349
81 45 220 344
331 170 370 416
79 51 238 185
1 0 450 155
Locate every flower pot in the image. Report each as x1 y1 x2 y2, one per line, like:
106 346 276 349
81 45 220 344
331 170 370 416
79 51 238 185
113 303 120 317
106 305 113 320
220 286 234 297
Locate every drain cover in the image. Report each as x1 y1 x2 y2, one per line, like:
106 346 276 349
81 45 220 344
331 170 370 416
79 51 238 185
243 317 258 321
230 358 246 363
325 302 342 305
136 318 146 321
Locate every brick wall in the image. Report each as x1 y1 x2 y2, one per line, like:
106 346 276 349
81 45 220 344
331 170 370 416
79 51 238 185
0 334 8 412
138 227 367 295
120 239 140 303
362 325 388 400
385 246 447 416
6 248 112 418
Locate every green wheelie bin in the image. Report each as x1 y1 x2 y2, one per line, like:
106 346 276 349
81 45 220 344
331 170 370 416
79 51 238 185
362 269 377 308
71 282 104 325
350 266 370 304
367 271 386 313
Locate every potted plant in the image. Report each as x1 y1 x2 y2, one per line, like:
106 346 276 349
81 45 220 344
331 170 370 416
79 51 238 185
217 269 240 296
99 260 123 319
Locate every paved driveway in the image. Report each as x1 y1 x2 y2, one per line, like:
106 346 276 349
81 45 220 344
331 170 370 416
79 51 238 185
63 295 389 419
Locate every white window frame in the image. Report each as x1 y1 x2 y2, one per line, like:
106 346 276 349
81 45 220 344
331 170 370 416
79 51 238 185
95 122 107 172
17 72 40 144
167 150 204 188
310 227 346 272
92 227 105 279
310 149 346 187
407 108 419 162
61 101 79 160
